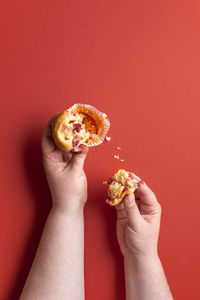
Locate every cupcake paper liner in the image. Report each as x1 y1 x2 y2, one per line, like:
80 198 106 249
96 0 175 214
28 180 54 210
68 103 110 147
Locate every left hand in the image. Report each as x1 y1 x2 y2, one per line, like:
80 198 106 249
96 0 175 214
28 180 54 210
41 118 89 214
115 172 161 260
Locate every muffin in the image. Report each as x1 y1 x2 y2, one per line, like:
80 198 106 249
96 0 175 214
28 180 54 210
52 104 110 152
106 169 139 206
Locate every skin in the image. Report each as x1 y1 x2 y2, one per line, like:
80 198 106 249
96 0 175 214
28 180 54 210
20 119 88 300
115 173 173 300
20 118 173 300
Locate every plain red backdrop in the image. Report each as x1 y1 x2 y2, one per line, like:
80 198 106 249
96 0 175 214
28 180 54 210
0 0 200 299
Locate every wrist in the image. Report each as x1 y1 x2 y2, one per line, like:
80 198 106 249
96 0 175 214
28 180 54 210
51 203 85 219
50 192 86 215
124 251 160 268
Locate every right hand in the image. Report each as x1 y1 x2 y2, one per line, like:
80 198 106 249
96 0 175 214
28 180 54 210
115 172 162 260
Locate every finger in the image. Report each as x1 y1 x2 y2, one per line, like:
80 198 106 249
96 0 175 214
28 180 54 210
130 172 157 204
129 171 141 182
107 189 111 199
41 118 56 155
131 172 161 214
115 202 127 219
123 193 143 230
62 151 73 163
135 181 159 205
70 145 89 169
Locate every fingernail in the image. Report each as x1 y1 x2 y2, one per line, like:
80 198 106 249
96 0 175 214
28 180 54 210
138 180 145 186
132 173 141 181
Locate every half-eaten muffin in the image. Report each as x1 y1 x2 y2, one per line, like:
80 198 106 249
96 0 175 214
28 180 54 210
106 169 139 206
52 104 110 152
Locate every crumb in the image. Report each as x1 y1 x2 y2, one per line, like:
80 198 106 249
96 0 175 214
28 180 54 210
114 155 120 159
120 159 124 162
102 181 107 185
105 136 111 141
116 147 121 150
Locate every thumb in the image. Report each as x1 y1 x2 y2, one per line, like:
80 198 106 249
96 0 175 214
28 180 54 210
70 145 89 170
123 193 143 231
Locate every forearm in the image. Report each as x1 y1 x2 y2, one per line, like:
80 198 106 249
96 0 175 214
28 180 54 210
124 254 173 300
20 207 85 300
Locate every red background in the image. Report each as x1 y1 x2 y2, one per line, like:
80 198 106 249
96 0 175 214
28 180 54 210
0 1 200 299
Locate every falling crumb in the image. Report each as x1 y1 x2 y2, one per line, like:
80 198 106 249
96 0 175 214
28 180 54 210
116 147 121 150
114 155 120 159
105 136 111 141
102 181 107 185
120 159 124 162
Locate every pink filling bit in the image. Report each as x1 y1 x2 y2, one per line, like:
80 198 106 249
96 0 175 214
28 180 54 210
107 177 114 185
73 123 82 133
72 136 80 148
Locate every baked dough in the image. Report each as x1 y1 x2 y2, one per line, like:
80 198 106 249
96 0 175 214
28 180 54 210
52 104 110 152
106 169 139 206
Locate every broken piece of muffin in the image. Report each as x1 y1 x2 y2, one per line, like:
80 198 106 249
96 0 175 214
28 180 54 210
106 169 139 206
52 104 110 152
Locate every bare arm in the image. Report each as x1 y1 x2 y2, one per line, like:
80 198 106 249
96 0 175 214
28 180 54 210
115 173 173 300
124 254 173 300
20 209 85 300
20 119 88 299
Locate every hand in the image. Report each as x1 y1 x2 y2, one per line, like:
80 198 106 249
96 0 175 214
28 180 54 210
115 172 161 260
41 118 89 214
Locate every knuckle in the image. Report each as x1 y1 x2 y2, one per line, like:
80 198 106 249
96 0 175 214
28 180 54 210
159 203 162 212
126 202 137 211
151 191 157 200
147 188 157 201
156 202 162 214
